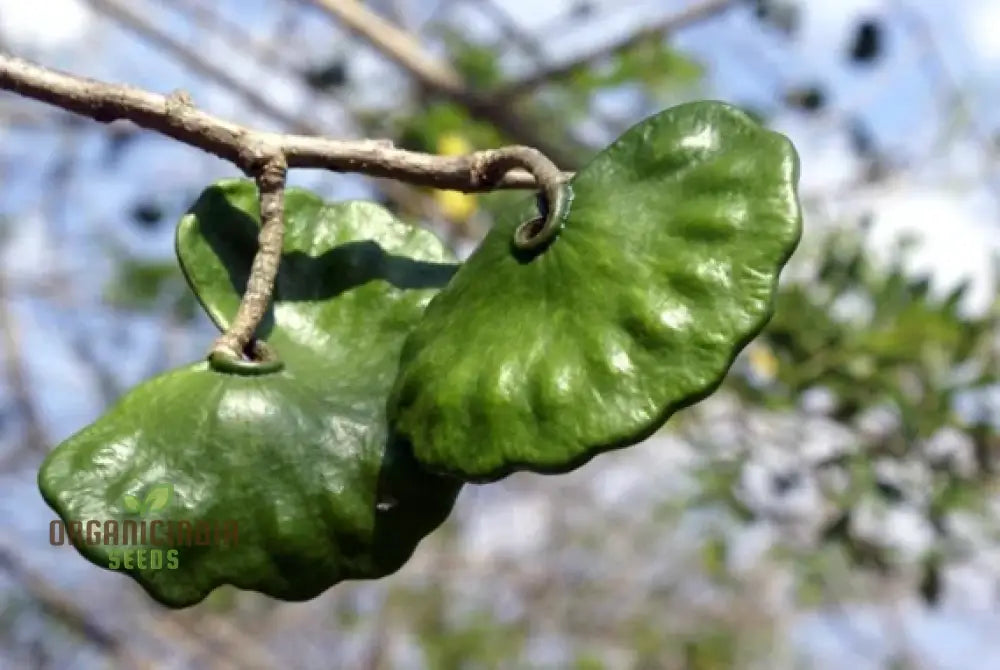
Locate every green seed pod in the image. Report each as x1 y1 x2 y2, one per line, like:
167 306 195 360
39 181 463 607
389 101 803 482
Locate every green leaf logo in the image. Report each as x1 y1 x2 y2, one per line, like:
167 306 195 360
141 483 173 515
121 493 142 514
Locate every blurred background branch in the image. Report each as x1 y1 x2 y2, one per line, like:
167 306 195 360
0 1 998 668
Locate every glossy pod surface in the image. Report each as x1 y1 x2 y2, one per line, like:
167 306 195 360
389 101 803 482
39 181 462 607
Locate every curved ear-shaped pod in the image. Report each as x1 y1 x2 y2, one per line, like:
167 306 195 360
39 181 463 607
389 102 803 482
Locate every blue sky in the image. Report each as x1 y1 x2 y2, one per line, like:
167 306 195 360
1 0 1000 667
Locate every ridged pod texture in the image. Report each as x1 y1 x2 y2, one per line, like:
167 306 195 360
38 181 462 608
389 101 803 481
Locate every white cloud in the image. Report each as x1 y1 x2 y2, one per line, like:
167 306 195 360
0 0 91 51
866 187 999 315
775 115 862 194
0 210 54 283
963 0 1000 65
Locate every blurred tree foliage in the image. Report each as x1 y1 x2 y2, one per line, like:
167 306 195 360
102 14 1000 603
72 3 999 666
104 256 198 322
686 218 1000 608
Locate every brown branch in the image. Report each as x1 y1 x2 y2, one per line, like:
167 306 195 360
212 155 288 359
0 0 589 356
139 0 479 235
86 0 444 224
0 53 568 190
495 0 737 99
0 52 570 356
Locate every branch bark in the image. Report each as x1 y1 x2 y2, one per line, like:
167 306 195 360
83 0 444 224
212 155 288 360
0 53 569 191
0 52 569 357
